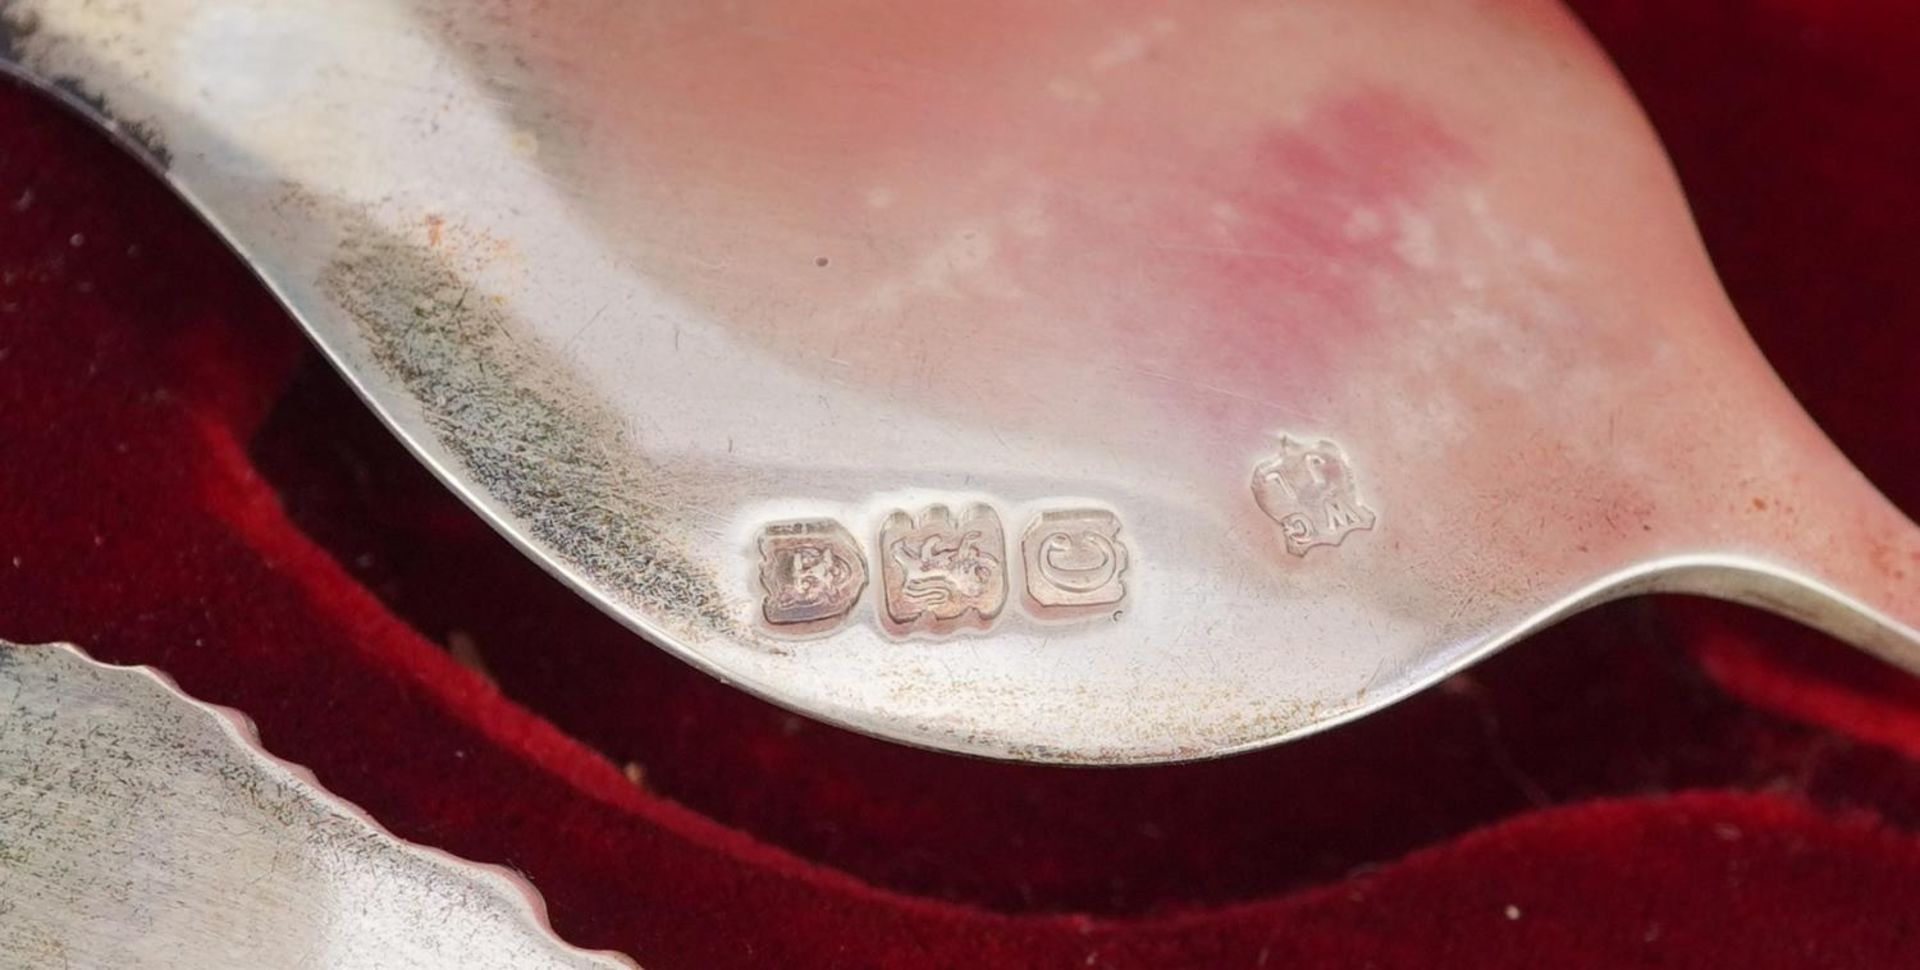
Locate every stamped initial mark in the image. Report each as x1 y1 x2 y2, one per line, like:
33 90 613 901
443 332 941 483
879 504 1008 626
756 519 868 627
1023 509 1129 608
1252 436 1377 556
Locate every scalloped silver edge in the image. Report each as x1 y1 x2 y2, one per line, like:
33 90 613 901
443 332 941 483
0 639 640 969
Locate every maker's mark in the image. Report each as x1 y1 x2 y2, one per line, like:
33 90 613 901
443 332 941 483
1252 436 1376 556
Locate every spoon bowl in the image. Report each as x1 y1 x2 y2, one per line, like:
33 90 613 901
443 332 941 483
4 0 1912 763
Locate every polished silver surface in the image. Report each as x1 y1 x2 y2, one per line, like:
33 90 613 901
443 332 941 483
0 640 635 969
1 0 1913 763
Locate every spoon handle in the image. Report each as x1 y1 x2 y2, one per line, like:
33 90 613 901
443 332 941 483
1668 418 1920 672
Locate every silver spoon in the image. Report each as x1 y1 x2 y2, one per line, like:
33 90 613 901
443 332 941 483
3 0 1912 764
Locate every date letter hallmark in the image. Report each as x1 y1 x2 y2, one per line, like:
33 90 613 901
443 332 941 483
756 520 868 628
879 505 1008 627
1252 436 1377 556
1023 509 1129 609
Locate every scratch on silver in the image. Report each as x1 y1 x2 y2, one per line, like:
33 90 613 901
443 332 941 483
316 220 741 640
0 639 637 969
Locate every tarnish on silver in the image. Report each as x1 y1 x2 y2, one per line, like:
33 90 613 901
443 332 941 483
0 640 637 970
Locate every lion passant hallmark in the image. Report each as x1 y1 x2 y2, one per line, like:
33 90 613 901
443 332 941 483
1251 436 1377 556
879 504 1009 627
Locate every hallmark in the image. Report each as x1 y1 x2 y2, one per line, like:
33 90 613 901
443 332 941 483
1022 509 1128 608
879 504 1008 626
756 519 868 627
1251 436 1376 556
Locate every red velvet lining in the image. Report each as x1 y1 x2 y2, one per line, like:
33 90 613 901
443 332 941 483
1 1 1917 965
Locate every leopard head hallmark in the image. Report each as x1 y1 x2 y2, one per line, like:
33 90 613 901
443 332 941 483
756 519 869 628
1251 436 1377 556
